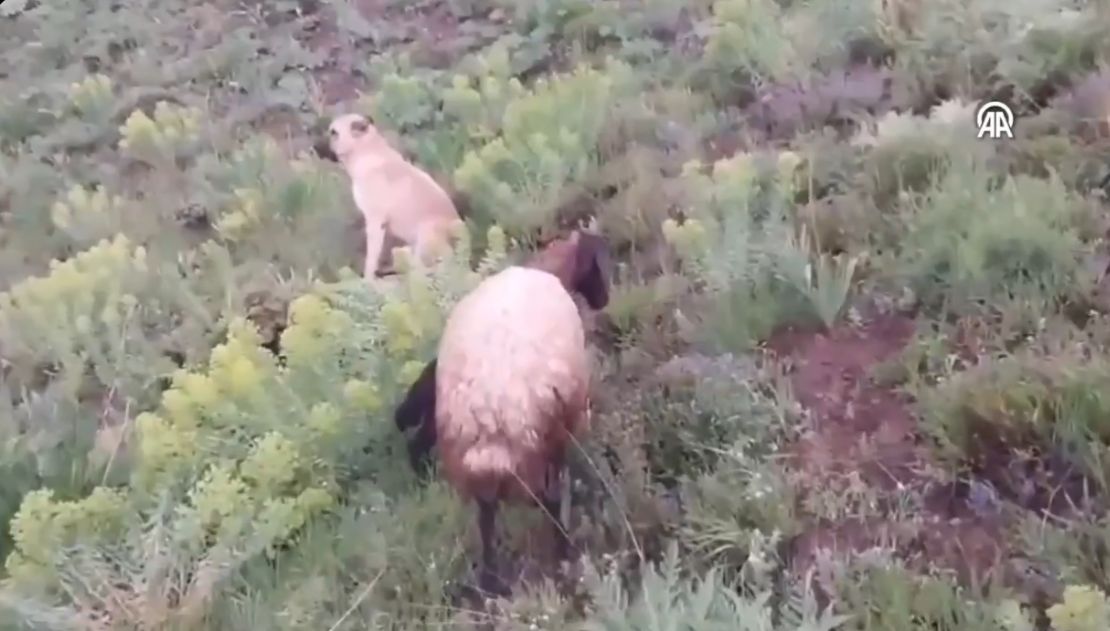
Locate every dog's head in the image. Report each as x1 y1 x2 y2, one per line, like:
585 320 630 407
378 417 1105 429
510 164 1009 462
315 113 382 164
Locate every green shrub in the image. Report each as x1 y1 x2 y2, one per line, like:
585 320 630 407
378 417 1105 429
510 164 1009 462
829 555 1010 631
666 151 859 349
581 540 850 630
453 59 637 239
919 351 1110 492
893 158 1091 317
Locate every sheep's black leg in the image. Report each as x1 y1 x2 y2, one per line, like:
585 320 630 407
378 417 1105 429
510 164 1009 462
543 464 571 564
477 499 508 597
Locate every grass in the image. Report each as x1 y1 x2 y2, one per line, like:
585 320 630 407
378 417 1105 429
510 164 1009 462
5 0 1110 629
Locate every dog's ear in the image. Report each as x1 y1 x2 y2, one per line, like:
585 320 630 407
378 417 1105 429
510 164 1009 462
350 116 370 136
572 230 611 310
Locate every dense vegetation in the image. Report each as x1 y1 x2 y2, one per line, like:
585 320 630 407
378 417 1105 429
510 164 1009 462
3 0 1110 628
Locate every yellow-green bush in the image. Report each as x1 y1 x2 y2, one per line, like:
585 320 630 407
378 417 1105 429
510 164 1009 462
1048 585 1110 631
453 59 635 239
66 73 113 119
219 139 352 264
442 50 527 144
320 223 510 367
4 312 355 574
119 100 202 165
49 182 128 246
0 234 163 395
366 72 440 132
0 221 515 625
701 0 796 94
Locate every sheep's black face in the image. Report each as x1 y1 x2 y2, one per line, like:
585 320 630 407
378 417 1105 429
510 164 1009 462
392 358 439 480
573 232 611 310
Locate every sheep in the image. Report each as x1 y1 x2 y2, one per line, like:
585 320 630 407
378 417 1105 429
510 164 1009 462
315 113 465 279
393 228 611 596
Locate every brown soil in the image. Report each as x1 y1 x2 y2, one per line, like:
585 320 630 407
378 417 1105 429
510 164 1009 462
768 312 919 490
296 8 362 106
292 0 508 108
765 310 1010 585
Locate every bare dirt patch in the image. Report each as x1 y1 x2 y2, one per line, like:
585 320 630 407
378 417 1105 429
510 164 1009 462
768 312 919 491
766 311 1010 585
293 0 509 107
296 8 363 105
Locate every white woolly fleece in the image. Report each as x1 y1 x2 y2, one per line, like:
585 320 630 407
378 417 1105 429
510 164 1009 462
434 266 592 503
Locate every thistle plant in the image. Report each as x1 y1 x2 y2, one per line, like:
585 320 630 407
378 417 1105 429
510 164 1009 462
581 540 849 630
678 148 857 330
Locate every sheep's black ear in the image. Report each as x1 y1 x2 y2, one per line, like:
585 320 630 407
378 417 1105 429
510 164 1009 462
393 358 438 479
573 231 611 310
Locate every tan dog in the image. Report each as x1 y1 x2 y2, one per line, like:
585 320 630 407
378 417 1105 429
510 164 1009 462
320 113 464 279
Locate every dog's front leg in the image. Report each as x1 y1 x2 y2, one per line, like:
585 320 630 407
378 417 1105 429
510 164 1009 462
362 215 386 280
